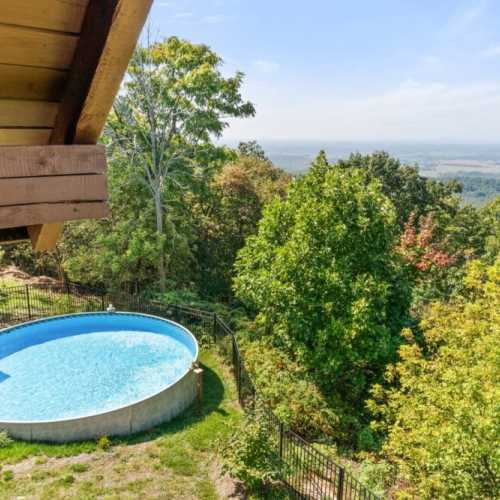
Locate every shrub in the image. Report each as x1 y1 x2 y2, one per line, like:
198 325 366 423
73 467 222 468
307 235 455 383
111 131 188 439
96 436 111 450
0 430 13 449
356 459 396 498
238 334 338 440
221 405 283 491
2 470 13 482
370 258 500 499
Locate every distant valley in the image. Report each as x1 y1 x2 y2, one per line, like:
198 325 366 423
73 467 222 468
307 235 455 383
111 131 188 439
253 140 500 206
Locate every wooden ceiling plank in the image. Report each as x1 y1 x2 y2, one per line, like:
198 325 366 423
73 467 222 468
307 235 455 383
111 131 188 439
0 0 89 34
0 100 59 128
8 0 153 250
0 145 106 178
0 25 78 70
0 175 107 206
0 129 52 146
0 202 109 230
0 64 67 101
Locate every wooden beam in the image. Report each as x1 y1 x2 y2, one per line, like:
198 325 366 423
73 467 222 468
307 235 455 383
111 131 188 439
1 0 89 34
0 100 59 128
0 175 106 206
0 145 106 178
49 0 119 144
0 64 67 101
0 24 78 70
74 0 154 143
51 0 153 144
28 223 63 251
32 0 152 250
37 1 122 248
0 129 52 146
0 202 109 229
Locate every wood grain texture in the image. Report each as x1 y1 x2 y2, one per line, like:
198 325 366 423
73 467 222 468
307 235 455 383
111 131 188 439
0 174 107 206
0 145 106 178
0 24 78 69
0 100 59 128
0 64 67 101
50 0 120 144
0 0 89 34
73 0 154 143
28 223 63 251
0 202 109 229
0 129 52 146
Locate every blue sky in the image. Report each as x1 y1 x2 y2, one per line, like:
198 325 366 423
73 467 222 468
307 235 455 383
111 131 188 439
146 0 500 143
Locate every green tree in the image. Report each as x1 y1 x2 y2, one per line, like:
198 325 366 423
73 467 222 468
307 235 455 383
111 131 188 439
237 140 268 161
193 155 290 299
371 258 500 499
234 155 411 442
107 36 254 291
479 196 500 262
335 151 460 227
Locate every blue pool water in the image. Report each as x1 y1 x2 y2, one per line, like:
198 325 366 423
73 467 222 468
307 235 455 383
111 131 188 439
0 313 197 422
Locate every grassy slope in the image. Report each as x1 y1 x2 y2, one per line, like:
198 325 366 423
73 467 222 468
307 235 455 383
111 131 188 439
0 350 242 499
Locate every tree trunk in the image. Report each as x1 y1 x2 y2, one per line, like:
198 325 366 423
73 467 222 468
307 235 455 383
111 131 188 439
154 192 166 293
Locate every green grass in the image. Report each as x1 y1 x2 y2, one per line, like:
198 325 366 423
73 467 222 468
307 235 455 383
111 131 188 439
0 350 243 499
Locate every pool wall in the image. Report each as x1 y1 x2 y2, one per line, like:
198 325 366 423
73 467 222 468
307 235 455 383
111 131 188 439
0 312 199 443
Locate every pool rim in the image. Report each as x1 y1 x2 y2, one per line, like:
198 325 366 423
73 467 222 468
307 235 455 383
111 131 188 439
0 311 199 425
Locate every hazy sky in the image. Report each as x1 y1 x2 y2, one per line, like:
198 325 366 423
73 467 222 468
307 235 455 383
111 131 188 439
146 0 500 143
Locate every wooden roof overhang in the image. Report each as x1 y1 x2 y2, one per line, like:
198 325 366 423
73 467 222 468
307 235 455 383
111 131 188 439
0 0 153 250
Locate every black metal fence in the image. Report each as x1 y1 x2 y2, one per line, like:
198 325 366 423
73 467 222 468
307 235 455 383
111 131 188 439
0 282 378 500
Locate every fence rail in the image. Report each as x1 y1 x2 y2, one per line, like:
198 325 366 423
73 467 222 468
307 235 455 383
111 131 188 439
0 282 378 500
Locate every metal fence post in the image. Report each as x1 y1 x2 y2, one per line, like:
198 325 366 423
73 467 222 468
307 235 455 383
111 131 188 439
212 312 217 344
337 467 345 500
237 356 242 405
25 285 32 320
279 421 284 460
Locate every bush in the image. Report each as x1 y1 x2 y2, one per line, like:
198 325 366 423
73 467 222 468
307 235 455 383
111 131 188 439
0 430 13 449
238 334 338 440
371 258 500 499
221 405 283 492
356 459 396 498
96 436 111 450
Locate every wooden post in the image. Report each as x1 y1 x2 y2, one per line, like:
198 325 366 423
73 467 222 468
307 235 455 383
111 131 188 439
193 365 204 415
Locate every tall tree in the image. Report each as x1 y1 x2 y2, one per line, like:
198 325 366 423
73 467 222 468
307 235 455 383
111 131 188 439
106 36 255 291
234 155 411 442
192 154 291 298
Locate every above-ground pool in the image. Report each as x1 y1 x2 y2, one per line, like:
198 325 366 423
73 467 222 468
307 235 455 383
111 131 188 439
0 312 199 442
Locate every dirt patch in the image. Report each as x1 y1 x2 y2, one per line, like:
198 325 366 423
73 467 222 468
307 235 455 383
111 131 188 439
210 460 246 499
0 265 59 286
6 442 152 477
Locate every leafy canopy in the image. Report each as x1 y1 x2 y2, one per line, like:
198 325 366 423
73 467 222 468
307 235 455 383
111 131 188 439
234 153 411 441
371 258 500 499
